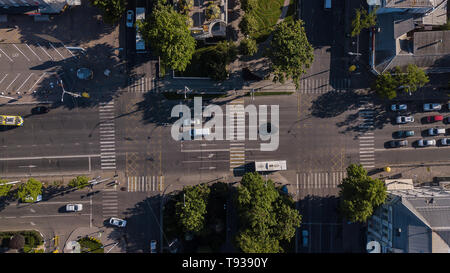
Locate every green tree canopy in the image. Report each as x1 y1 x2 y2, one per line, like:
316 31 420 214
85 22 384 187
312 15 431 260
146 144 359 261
68 176 90 189
338 164 387 223
138 4 196 72
351 7 378 37
0 179 13 197
267 20 314 89
235 172 302 253
375 71 399 100
239 13 258 36
90 0 127 24
239 38 258 56
397 64 429 94
17 178 42 203
175 184 210 234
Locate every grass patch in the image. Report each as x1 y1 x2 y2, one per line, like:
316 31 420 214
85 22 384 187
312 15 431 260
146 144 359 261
0 230 44 252
163 92 226 100
246 91 294 96
249 0 294 42
78 237 104 253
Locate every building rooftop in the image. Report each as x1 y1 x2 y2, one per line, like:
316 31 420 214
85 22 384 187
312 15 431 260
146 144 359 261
414 30 450 55
385 0 436 8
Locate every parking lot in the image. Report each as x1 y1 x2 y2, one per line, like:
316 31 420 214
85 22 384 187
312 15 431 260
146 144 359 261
0 42 79 97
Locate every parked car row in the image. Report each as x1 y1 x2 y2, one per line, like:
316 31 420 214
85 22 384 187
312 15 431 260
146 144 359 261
391 102 450 112
387 138 449 148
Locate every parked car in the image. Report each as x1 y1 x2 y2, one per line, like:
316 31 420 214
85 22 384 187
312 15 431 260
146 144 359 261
66 204 83 212
126 10 134 28
395 130 414 138
109 217 127 227
417 139 436 147
150 240 157 253
76 68 93 80
23 194 42 203
31 106 49 114
423 103 442 111
388 140 408 148
440 138 450 146
302 230 309 247
446 117 450 123
391 104 407 111
396 116 414 124
426 115 444 123
428 128 446 136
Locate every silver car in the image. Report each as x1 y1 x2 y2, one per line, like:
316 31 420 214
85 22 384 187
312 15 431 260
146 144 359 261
428 128 446 136
396 116 414 124
126 10 134 28
417 139 436 147
391 104 407 111
66 204 83 212
109 217 127 227
440 138 450 146
423 103 441 111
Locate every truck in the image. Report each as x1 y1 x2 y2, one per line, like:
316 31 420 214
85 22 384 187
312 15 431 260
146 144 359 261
135 7 146 52
254 160 287 172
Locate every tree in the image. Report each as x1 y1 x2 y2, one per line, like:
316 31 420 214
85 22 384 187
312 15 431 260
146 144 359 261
239 38 258 56
235 172 302 253
240 0 257 12
338 164 387 223
374 71 399 100
9 234 25 250
175 184 210 234
239 13 258 36
90 0 127 24
0 179 13 197
351 9 363 37
138 4 196 72
68 176 90 189
203 41 238 81
397 64 429 94
16 178 42 203
351 7 377 37
267 20 314 89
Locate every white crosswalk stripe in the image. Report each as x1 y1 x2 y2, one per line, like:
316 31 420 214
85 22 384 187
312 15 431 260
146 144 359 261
102 190 118 217
297 78 350 94
126 176 164 192
358 96 375 168
127 77 156 93
297 172 346 189
99 101 116 170
228 99 245 170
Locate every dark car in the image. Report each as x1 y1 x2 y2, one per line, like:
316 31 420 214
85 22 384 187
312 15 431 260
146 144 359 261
426 115 444 123
388 140 408 148
394 130 414 138
31 106 49 114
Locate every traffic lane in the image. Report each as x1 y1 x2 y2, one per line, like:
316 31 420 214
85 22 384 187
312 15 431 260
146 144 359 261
0 156 101 177
375 147 450 166
0 105 100 157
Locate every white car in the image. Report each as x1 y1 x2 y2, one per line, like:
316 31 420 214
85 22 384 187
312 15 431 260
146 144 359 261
183 118 201 126
391 104 407 111
126 10 134 28
396 116 414 124
66 204 83 212
150 240 157 253
440 138 450 146
109 217 127 227
423 103 441 111
428 128 446 136
417 139 436 147
24 194 42 203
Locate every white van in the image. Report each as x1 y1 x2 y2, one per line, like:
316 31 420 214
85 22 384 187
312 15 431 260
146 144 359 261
189 128 210 139
324 0 331 10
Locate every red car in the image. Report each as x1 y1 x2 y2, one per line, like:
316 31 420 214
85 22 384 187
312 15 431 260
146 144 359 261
427 115 443 123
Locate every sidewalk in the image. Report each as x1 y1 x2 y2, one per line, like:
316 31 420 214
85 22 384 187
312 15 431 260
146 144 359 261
63 227 126 253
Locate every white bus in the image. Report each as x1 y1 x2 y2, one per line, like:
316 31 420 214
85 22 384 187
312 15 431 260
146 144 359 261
136 7 146 52
254 160 287 172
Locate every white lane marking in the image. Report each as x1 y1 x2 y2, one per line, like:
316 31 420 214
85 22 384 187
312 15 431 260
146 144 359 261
28 72 46 92
0 47 13 62
5 73 21 91
37 43 54 61
0 154 100 161
49 42 65 60
20 214 91 218
13 44 31 61
0 74 8 84
26 44 42 61
16 73 34 92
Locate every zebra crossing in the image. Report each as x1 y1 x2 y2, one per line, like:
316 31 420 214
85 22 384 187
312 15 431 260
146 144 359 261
228 99 245 171
127 77 156 93
298 78 350 94
102 189 118 218
99 101 116 170
358 96 375 168
127 176 164 192
297 172 346 189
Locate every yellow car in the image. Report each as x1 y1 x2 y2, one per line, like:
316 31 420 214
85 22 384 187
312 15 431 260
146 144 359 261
0 115 24 126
